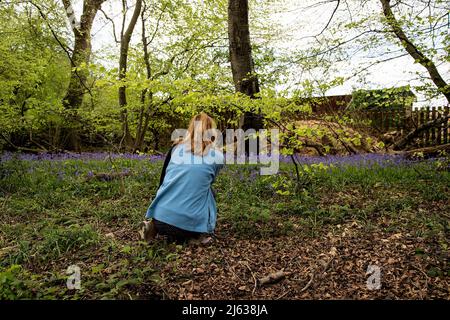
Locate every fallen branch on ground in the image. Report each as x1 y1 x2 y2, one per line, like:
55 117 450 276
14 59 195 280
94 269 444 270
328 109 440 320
258 270 291 286
403 143 450 159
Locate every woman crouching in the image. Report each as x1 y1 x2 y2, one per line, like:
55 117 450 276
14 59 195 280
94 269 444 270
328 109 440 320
140 112 224 244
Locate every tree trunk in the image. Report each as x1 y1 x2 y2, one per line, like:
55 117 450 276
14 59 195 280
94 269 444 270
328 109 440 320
380 0 450 104
118 0 143 150
228 0 263 132
61 0 105 151
134 3 152 152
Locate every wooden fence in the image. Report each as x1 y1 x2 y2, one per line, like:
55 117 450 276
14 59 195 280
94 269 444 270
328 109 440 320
356 106 449 147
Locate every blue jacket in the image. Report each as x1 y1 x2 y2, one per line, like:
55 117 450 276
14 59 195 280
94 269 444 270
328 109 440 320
146 143 224 233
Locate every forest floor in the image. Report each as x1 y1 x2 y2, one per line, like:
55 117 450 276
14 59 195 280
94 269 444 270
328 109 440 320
0 152 449 299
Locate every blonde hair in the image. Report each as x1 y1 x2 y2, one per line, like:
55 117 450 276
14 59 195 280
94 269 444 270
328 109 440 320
175 112 217 156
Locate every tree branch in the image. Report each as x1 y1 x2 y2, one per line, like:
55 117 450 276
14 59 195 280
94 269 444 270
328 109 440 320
99 8 119 43
380 0 449 103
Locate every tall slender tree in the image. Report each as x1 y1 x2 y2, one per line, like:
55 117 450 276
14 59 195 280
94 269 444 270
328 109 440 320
228 0 263 137
61 0 106 151
118 0 143 150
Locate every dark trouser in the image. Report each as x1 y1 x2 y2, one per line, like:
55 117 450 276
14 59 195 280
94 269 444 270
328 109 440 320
153 219 201 244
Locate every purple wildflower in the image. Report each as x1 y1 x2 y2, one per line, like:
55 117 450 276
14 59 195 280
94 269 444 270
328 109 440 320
0 151 165 162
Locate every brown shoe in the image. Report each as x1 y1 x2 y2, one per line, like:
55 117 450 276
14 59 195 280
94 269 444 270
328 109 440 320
139 220 157 243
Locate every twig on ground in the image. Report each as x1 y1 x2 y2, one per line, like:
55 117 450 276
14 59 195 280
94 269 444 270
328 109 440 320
218 247 244 284
298 247 337 293
299 271 315 292
276 288 292 300
259 270 291 286
240 260 258 295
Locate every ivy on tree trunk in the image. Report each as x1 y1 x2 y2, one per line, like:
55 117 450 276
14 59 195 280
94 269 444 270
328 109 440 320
61 0 106 151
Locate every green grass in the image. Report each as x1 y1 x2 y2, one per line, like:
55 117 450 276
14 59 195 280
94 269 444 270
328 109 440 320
0 156 449 299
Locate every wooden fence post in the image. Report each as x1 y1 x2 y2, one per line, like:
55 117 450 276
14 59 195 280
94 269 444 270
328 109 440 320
376 111 381 130
430 107 436 145
436 107 442 145
425 107 430 146
386 110 391 131
444 106 449 145
419 109 424 147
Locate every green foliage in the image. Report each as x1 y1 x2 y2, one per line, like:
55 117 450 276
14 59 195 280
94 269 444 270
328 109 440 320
0 0 298 152
0 265 32 299
349 86 416 110
0 1 69 144
38 224 100 260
